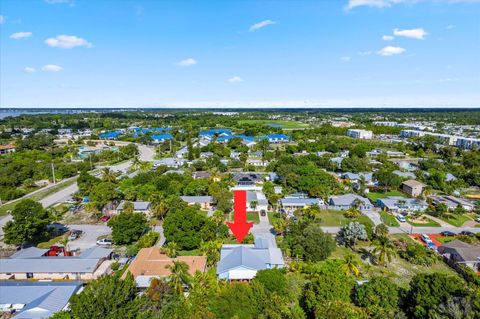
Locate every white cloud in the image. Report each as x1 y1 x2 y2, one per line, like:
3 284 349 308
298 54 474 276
346 0 480 10
0 15 5 24
358 50 373 56
42 64 63 72
24 67 36 73
249 20 276 32
340 56 352 62
177 58 197 66
393 28 427 39
44 0 74 4
382 35 394 41
45 35 92 49
377 46 406 56
439 77 459 82
10 32 33 40
227 76 243 83
446 24 455 30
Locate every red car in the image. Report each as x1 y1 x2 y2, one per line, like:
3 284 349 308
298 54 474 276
100 216 110 222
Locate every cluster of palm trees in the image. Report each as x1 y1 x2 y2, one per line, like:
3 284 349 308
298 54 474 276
340 223 397 278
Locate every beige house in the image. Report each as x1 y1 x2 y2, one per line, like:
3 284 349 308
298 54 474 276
402 179 425 197
0 247 113 281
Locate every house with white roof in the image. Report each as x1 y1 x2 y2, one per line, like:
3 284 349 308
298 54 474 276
217 235 285 281
180 196 214 210
376 196 428 213
280 196 324 213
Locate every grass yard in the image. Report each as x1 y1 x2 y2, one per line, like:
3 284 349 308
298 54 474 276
367 190 404 202
407 216 441 227
440 213 472 227
237 119 309 130
268 211 282 225
380 211 400 227
437 236 457 244
0 177 78 216
316 209 374 228
246 212 260 224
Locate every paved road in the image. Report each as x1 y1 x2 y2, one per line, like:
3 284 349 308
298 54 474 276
67 224 111 251
320 225 480 235
40 183 79 208
137 144 155 162
362 209 382 226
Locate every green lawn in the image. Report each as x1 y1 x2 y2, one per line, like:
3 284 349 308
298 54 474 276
380 211 400 227
316 209 374 228
237 119 309 130
37 234 67 249
437 236 457 244
246 212 260 224
440 214 472 227
367 190 404 202
407 216 441 227
0 177 78 216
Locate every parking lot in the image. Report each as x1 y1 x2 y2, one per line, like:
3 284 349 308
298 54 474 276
66 224 111 251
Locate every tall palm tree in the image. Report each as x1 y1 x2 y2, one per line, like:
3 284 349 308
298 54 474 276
101 167 117 183
250 200 258 212
372 236 397 267
166 260 191 295
199 240 222 267
162 241 179 258
341 253 361 277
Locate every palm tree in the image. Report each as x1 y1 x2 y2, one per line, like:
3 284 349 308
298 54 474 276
375 223 389 238
372 236 397 267
152 200 168 220
250 200 258 212
209 167 221 182
211 210 225 226
162 241 179 258
199 240 222 267
341 254 361 277
166 260 191 295
132 155 141 170
101 167 117 183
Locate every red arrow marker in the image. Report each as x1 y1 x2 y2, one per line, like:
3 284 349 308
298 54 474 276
227 190 253 242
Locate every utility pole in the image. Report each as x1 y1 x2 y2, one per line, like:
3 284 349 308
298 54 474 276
51 161 56 184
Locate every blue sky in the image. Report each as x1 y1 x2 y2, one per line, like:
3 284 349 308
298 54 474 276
1 0 479 108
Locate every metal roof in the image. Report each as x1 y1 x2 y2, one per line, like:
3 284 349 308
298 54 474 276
117 201 151 211
180 196 213 203
329 194 372 207
0 281 82 319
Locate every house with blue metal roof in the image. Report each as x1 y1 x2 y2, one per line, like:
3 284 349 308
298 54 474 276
217 235 284 281
199 128 232 137
99 131 122 140
0 281 82 319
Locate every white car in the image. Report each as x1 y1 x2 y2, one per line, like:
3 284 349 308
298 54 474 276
475 217 480 223
420 234 432 244
96 238 113 246
396 214 406 223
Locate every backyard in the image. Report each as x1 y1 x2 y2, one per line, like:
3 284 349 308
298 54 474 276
367 190 405 202
316 209 374 228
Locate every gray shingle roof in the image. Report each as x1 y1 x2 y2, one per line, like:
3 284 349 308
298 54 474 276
329 194 371 207
280 198 321 206
180 196 213 204
117 201 151 211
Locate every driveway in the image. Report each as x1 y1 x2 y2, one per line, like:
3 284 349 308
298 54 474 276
361 209 382 226
153 225 165 246
66 224 111 251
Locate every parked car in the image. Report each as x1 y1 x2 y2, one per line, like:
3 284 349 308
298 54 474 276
426 241 437 250
396 214 406 223
100 215 111 222
420 234 432 244
68 230 83 241
260 209 266 216
96 238 113 246
441 231 456 237
460 230 474 236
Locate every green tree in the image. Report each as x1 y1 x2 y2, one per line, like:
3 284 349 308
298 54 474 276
406 273 478 319
69 274 139 319
339 222 368 248
372 236 397 266
107 212 148 244
3 199 51 245
161 241 179 258
253 268 288 295
284 221 336 261
90 182 119 206
101 167 117 183
163 206 215 250
353 277 400 315
199 240 222 267
341 253 361 277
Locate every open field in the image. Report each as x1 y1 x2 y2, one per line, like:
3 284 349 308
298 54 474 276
407 216 441 227
317 209 374 228
237 119 309 130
